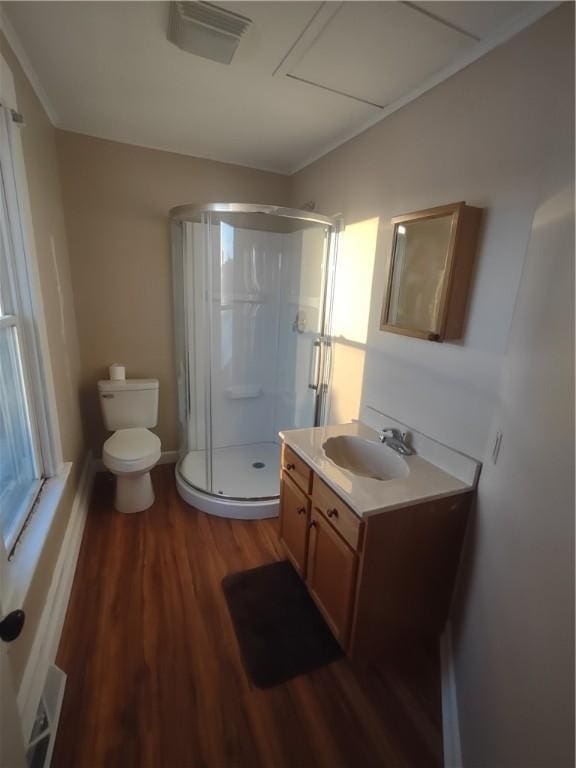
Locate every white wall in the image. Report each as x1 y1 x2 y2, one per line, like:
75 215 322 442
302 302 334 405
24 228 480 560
291 5 574 765
451 79 574 766
292 5 573 462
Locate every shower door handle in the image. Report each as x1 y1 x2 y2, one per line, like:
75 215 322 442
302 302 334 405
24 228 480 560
308 339 322 391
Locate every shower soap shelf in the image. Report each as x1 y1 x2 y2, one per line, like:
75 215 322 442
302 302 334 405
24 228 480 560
213 292 267 305
225 386 263 399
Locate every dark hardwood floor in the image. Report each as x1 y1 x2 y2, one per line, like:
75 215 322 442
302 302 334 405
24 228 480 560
53 465 443 768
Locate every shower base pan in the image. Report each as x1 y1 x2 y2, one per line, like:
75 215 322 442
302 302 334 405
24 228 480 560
176 442 280 519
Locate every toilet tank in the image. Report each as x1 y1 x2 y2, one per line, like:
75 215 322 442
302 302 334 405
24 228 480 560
98 379 159 430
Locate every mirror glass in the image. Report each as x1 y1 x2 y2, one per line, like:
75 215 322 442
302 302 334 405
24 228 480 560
385 214 453 334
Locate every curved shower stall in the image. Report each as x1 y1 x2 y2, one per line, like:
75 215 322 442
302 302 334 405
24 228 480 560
171 203 338 519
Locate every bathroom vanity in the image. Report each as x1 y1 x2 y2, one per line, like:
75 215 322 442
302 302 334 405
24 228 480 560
279 422 479 660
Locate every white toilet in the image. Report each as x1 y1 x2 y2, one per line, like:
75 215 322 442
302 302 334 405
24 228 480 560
98 378 161 513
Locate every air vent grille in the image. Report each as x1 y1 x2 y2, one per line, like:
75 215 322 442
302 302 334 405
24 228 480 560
169 2 251 65
177 2 251 38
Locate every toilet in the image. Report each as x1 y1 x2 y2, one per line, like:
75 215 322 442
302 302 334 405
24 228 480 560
98 378 161 513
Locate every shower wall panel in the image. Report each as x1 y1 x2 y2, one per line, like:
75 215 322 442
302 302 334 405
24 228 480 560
184 220 329 459
210 225 282 450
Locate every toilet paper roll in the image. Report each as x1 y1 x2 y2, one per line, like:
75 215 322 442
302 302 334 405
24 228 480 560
109 363 125 381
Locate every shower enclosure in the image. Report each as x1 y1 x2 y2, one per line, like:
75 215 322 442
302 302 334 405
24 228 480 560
171 203 338 518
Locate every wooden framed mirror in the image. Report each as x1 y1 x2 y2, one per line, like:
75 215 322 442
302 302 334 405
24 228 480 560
380 202 482 342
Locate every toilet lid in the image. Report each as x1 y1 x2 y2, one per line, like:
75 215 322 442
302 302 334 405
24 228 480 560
103 428 161 463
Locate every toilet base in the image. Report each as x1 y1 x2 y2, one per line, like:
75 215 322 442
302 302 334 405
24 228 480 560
114 470 155 513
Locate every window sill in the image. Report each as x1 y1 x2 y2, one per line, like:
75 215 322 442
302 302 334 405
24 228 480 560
4 462 72 613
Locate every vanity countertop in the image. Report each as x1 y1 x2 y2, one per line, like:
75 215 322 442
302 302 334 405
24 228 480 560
279 422 475 518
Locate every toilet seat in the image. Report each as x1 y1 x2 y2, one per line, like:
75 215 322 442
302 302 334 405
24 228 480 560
103 428 161 473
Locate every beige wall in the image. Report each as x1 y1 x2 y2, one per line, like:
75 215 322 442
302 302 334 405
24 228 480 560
56 131 290 455
291 5 574 766
0 33 85 687
452 117 574 767
2 5 572 761
291 5 572 461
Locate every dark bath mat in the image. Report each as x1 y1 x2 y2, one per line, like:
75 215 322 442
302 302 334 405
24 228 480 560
222 560 343 688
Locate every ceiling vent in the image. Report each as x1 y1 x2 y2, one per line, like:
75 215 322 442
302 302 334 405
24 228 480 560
168 2 252 65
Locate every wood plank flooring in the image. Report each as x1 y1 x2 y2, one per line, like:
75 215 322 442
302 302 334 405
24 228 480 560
53 465 443 768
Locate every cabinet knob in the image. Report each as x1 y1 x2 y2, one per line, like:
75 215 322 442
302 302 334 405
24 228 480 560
327 508 338 519
297 506 306 515
309 520 317 529
286 463 295 471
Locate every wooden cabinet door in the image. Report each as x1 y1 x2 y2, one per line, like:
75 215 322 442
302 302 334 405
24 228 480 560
306 510 357 647
279 473 310 576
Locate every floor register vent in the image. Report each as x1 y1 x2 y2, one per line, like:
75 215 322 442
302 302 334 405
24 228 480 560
25 665 66 768
168 2 252 64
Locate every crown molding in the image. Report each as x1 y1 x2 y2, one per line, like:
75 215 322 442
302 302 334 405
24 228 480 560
0 4 59 125
289 2 561 175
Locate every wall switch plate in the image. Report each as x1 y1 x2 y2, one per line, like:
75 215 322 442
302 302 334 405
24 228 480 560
492 430 503 464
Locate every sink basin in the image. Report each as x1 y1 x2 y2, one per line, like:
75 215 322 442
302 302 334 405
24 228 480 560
323 436 410 481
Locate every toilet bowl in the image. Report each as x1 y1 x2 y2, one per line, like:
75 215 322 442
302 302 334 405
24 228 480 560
98 377 161 514
102 428 161 513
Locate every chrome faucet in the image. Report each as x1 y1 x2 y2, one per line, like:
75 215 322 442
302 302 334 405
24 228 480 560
379 427 415 456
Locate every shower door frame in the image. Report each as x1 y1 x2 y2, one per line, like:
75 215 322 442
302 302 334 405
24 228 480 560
171 203 340 508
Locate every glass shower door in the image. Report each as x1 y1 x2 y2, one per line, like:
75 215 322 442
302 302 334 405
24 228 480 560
175 214 213 495
274 220 332 434
174 206 336 508
208 213 334 500
207 214 283 498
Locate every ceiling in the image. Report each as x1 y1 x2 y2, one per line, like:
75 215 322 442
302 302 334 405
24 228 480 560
2 1 555 173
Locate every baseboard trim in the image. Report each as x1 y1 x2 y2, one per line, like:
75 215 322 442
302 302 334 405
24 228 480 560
441 624 463 768
94 449 179 472
17 451 95 741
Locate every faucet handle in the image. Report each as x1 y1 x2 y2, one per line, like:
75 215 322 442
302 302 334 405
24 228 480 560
379 426 415 455
379 427 402 442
